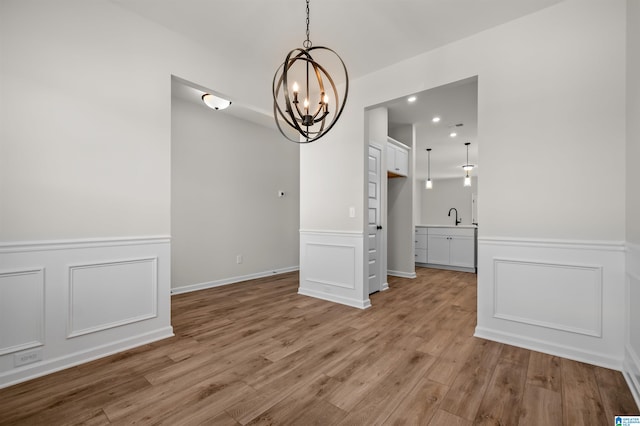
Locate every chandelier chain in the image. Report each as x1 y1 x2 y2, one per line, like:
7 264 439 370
303 0 312 49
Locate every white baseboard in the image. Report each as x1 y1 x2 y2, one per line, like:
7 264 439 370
171 266 299 295
623 344 640 409
474 326 622 370
298 287 371 310
0 327 173 390
387 270 417 279
624 242 640 408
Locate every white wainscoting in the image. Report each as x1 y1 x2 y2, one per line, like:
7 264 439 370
624 242 640 407
476 237 625 370
299 230 370 309
0 237 173 389
0 268 44 356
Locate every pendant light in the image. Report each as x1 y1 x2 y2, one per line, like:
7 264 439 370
272 0 349 143
462 142 474 187
425 148 433 189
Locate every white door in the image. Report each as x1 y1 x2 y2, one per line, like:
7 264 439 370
368 145 382 294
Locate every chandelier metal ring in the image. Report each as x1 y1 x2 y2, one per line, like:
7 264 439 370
272 0 349 143
272 46 348 143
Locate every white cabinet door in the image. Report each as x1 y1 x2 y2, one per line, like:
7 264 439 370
386 143 409 177
427 235 450 265
449 235 475 268
386 144 397 173
395 146 409 176
415 248 427 263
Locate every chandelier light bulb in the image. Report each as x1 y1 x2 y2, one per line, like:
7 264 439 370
292 82 299 93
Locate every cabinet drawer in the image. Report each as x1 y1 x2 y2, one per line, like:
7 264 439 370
427 227 475 237
415 248 427 263
415 227 428 235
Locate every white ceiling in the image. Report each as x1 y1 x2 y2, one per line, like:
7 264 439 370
117 0 564 179
388 77 478 180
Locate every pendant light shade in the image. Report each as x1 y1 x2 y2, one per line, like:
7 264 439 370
425 148 433 189
462 142 474 187
272 0 349 143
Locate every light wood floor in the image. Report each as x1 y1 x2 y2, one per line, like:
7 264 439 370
0 268 637 425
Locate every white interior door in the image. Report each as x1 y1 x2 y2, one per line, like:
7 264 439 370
368 145 382 294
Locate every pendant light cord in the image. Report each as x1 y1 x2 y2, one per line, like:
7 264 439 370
303 0 312 49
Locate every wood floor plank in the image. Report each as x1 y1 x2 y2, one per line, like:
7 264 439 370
594 365 640 420
561 358 609 426
473 357 528 425
438 338 503 421
519 385 563 426
1 269 637 425
527 350 562 392
427 409 472 426
382 376 449 425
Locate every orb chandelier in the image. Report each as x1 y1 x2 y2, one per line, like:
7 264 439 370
272 0 349 143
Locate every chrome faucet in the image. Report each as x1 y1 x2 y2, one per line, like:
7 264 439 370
448 208 461 226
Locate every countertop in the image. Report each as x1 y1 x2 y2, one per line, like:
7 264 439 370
416 224 478 229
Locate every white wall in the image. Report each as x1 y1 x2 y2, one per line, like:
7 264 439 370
0 0 268 387
418 177 477 226
625 0 640 407
300 0 628 368
171 96 299 292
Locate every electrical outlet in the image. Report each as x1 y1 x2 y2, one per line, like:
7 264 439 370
236 254 243 264
14 348 42 367
349 207 356 218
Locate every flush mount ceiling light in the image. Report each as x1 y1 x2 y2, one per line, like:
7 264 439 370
425 148 433 189
201 93 231 110
408 96 417 103
272 0 349 143
432 116 441 123
462 142 475 187
450 132 457 138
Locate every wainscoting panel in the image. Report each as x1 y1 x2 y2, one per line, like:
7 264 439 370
624 242 640 407
0 237 173 389
493 259 602 337
68 258 157 338
0 268 44 356
476 237 625 370
299 231 369 309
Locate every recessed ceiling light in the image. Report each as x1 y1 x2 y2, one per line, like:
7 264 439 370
432 116 441 123
450 132 457 138
407 96 417 102
202 93 231 110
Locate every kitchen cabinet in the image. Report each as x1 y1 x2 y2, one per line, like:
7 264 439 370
387 138 409 177
427 227 475 269
414 227 427 263
415 226 476 272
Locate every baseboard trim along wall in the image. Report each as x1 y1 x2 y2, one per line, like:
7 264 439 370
624 242 640 408
476 237 626 370
0 237 173 389
299 230 370 309
170 266 300 295
387 270 417 279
